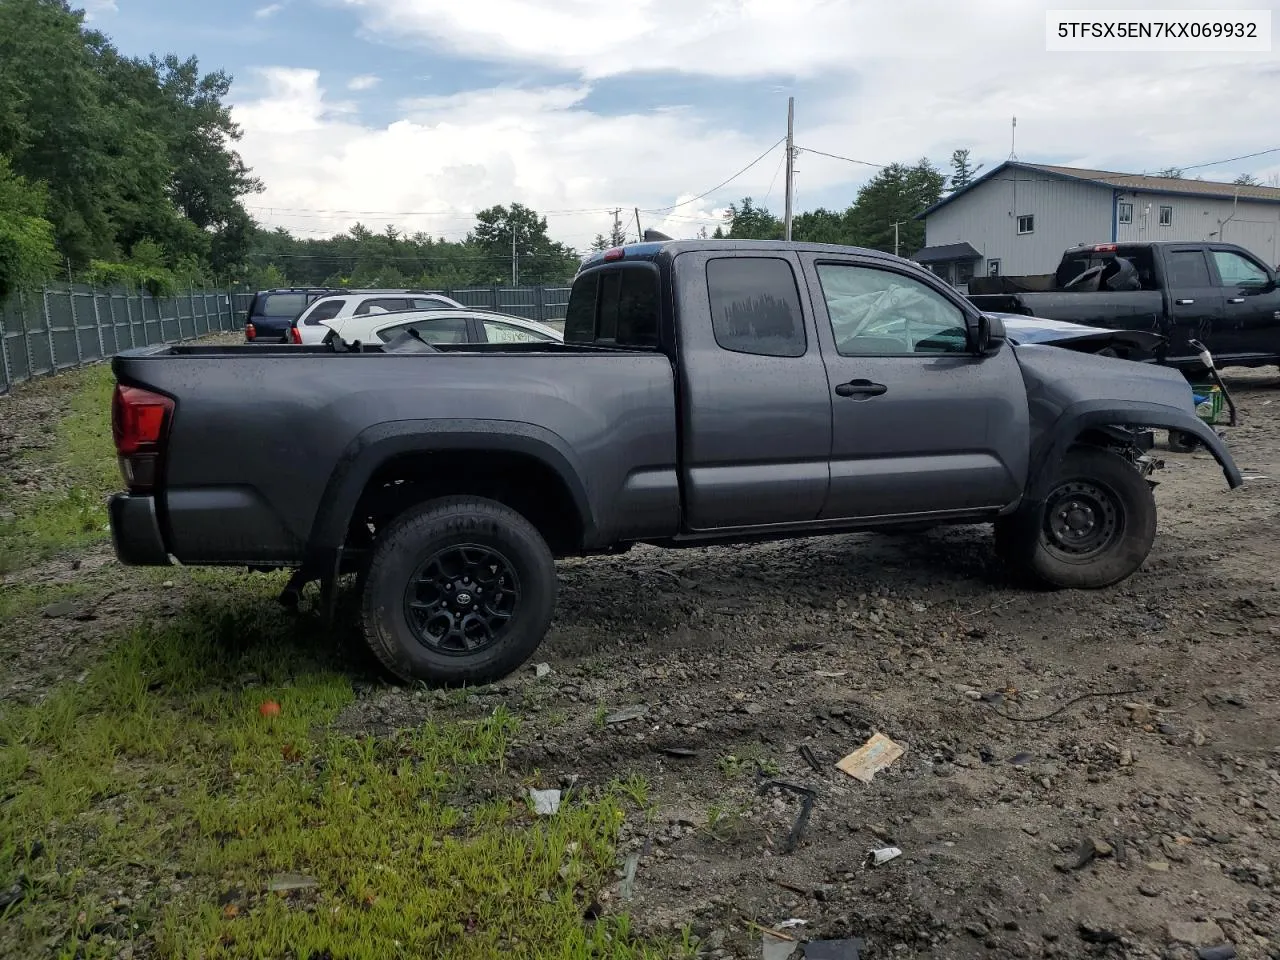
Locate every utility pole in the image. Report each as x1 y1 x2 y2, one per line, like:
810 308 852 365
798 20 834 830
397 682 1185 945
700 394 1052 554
511 223 518 286
611 207 623 246
784 96 795 241
634 207 643 242
891 220 909 257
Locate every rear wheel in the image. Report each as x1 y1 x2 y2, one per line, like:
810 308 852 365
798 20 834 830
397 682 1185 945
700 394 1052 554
361 497 556 685
995 446 1156 589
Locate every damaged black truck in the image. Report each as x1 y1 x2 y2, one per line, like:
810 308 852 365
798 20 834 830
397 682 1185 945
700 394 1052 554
967 241 1280 371
107 240 1242 685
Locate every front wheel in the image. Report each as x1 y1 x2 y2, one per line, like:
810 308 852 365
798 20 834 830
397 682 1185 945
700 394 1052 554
995 446 1156 589
361 497 557 685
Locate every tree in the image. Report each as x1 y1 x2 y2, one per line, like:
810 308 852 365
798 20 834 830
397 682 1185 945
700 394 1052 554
948 149 984 193
0 154 58 300
1234 173 1259 186
792 207 853 245
470 202 579 284
721 197 782 240
1156 167 1184 178
844 159 945 255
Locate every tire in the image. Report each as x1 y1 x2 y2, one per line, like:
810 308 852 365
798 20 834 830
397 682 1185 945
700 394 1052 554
360 496 557 685
995 445 1156 590
1167 429 1199 453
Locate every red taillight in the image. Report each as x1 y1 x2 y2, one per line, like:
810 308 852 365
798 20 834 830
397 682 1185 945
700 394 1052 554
112 385 174 457
289 325 302 344
1093 243 1118 252
245 322 257 340
603 247 625 262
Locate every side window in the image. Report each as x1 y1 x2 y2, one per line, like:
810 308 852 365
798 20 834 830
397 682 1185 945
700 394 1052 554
413 297 456 310
303 300 345 325
1165 251 1211 287
815 263 970 356
1213 250 1270 287
706 257 806 358
355 297 410 315
563 267 659 346
375 316 470 344
482 320 555 343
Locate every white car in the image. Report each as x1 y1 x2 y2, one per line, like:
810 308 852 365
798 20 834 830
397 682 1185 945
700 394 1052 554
321 309 564 347
290 292 466 344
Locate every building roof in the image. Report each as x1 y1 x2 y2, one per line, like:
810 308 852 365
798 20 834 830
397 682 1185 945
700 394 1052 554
912 242 982 263
918 161 1280 219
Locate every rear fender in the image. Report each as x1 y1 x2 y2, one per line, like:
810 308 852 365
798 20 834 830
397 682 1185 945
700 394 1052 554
305 419 597 565
1027 400 1242 501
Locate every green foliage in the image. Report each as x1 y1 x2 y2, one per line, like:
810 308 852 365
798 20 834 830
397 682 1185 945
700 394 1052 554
948 148 983 193
244 208 582 290
720 196 782 240
0 0 259 281
1234 172 1259 186
0 154 58 299
87 238 204 296
720 158 946 257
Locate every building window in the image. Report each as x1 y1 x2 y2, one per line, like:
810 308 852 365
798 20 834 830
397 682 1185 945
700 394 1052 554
1118 202 1133 225
1017 215 1035 234
1159 205 1173 226
955 261 975 286
987 259 1001 277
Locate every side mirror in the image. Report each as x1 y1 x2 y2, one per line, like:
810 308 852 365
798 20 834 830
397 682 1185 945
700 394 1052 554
974 314 1006 356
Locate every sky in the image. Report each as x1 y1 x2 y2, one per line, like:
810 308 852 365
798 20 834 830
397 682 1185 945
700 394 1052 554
85 0 1280 251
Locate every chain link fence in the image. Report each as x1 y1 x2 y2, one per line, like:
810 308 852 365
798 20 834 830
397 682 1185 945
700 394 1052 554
0 283 574 395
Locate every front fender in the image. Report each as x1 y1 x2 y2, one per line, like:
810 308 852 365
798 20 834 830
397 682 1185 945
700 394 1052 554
1028 400 1242 501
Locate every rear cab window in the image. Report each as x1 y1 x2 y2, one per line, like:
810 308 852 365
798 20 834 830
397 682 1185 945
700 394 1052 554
355 298 411 315
706 257 806 357
565 266 660 347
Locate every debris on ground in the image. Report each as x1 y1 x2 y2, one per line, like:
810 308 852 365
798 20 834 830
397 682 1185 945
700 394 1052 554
761 930 799 960
604 705 648 725
528 788 561 815
1196 945 1238 960
267 873 318 893
619 851 639 900
835 732 904 783
534 662 552 678
758 779 816 853
867 846 902 867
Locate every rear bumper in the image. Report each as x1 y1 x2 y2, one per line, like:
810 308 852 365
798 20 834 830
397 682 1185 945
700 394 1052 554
109 494 171 565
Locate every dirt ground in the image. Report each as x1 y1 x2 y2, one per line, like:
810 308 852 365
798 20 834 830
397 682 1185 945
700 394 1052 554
6 364 1280 959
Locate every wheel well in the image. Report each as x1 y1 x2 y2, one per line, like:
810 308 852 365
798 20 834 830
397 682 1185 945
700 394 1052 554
345 450 585 556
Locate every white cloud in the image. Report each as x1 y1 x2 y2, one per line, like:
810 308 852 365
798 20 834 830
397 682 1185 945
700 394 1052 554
254 3 284 18
233 2 1280 250
348 74 381 91
81 0 118 20
233 69 771 248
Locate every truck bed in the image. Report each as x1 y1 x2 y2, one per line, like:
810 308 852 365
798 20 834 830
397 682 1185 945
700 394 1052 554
112 345 682 562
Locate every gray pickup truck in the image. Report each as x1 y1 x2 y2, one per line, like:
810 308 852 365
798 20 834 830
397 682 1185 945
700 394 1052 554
108 240 1242 684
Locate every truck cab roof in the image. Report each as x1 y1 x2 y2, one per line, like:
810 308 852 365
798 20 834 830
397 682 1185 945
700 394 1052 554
576 239 917 274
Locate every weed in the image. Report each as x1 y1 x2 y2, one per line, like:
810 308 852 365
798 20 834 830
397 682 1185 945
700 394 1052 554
611 773 650 810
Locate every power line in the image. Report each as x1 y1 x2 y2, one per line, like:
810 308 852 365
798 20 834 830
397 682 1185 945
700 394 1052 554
640 137 786 214
796 146 885 168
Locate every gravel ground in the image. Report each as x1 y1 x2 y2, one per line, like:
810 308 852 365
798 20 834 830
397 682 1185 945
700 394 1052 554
5 362 1280 958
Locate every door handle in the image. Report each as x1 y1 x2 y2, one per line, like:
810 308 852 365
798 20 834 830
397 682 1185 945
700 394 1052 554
1227 297 1245 304
1175 298 1195 305
835 379 888 398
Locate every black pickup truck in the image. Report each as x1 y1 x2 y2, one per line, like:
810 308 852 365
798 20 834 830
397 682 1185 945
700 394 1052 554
967 241 1280 371
108 240 1241 685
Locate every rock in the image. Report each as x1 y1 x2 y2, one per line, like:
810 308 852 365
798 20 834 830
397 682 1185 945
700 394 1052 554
743 702 765 716
1196 946 1237 960
534 663 552 678
1119 748 1133 766
1146 860 1171 872
966 922 990 939
1139 882 1162 898
41 599 82 619
814 883 837 902
1078 923 1120 944
1167 921 1225 946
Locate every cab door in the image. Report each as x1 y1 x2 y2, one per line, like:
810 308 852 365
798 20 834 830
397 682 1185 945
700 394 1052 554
798 254 1028 521
1207 246 1280 362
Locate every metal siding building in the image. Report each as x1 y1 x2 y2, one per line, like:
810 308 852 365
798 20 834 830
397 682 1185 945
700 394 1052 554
916 162 1280 286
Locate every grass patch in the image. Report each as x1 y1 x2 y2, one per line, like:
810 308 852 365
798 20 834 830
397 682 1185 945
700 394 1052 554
0 573 670 959
0 365 119 572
